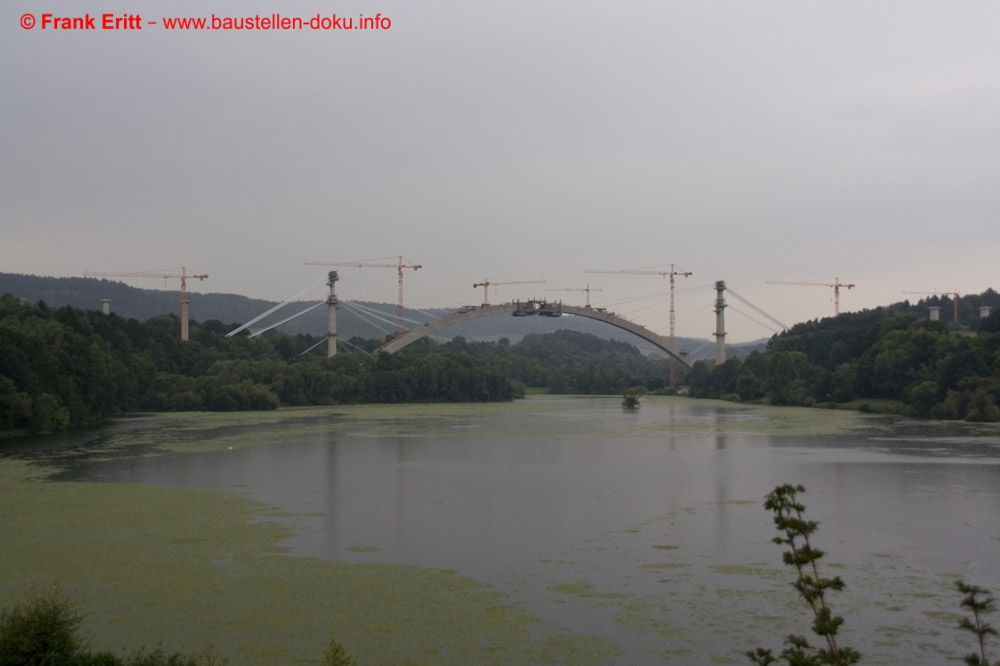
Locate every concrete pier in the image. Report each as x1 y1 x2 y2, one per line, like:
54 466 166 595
714 281 726 366
327 271 339 357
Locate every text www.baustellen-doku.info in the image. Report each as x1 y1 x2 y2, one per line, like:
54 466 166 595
19 11 392 32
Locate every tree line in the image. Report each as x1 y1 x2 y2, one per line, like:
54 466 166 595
689 290 1000 421
0 296 516 433
7 288 1000 433
0 296 674 434
405 328 675 395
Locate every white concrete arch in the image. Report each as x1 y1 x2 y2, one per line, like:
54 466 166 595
375 303 693 369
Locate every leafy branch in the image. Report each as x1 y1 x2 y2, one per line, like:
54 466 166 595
958 580 997 666
748 484 860 665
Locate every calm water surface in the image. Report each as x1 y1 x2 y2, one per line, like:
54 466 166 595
9 396 1000 664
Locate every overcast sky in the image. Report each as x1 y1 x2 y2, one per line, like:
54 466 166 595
3 1 998 342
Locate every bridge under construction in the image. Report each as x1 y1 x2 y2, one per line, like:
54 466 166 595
229 271 792 386
376 299 695 368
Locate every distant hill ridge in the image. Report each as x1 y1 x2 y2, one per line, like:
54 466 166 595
0 272 765 359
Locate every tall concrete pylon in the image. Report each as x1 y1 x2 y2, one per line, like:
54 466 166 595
180 297 190 341
714 281 726 366
326 271 339 357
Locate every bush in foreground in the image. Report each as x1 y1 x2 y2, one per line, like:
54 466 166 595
0 587 83 665
0 588 224 666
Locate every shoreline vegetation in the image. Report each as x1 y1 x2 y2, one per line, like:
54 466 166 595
3 289 1000 437
688 291 1000 422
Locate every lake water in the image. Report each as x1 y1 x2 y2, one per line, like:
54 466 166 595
3 396 1000 665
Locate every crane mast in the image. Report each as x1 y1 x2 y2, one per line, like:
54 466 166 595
767 277 855 315
545 284 603 309
84 267 208 340
305 256 421 336
472 279 545 306
902 290 960 323
583 264 692 388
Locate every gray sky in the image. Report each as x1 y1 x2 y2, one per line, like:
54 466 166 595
3 1 998 342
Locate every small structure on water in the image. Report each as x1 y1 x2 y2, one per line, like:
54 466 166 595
622 393 640 410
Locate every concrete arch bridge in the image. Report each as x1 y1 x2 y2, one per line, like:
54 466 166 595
375 300 693 369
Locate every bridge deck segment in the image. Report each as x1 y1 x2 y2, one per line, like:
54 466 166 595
375 303 693 368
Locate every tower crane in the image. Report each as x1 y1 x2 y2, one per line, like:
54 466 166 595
767 278 855 316
545 284 603 309
583 264 692 388
84 267 208 341
304 256 421 336
902 290 960 323
473 279 545 306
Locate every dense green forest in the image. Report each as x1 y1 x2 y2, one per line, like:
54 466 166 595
0 295 672 434
689 290 1000 421
405 328 673 394
0 295 510 433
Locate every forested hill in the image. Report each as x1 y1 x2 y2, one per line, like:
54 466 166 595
689 289 1000 421
0 272 448 339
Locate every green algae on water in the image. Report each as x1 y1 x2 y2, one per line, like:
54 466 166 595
640 562 689 571
103 396 883 461
0 458 620 666
548 580 627 600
